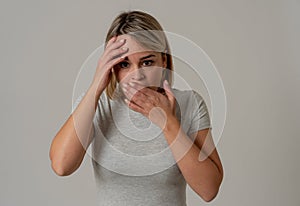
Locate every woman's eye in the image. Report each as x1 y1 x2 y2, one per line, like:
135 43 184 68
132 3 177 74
119 62 129 69
142 60 154 66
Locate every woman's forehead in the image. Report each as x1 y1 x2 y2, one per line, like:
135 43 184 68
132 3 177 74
115 34 157 56
114 34 159 60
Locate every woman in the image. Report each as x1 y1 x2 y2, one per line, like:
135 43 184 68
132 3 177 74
49 10 223 205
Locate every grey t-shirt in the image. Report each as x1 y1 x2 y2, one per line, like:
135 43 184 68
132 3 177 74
72 86 211 206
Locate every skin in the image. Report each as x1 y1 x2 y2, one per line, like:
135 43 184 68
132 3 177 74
113 34 172 129
49 33 223 202
113 34 167 91
112 34 224 202
49 35 130 176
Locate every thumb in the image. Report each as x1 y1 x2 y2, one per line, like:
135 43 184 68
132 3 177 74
163 80 175 103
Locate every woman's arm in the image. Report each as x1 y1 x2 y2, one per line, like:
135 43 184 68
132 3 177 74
49 84 102 176
49 36 129 176
163 117 223 202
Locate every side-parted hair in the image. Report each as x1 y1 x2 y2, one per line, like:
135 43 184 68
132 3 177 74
104 10 174 99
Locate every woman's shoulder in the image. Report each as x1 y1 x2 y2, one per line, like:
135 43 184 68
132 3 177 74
172 87 204 102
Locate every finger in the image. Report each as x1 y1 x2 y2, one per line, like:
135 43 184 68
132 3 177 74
106 46 128 61
124 98 146 115
126 82 167 108
106 38 126 52
126 82 156 98
163 80 175 103
121 84 135 102
106 55 127 72
123 85 145 103
125 86 156 111
105 36 117 49
102 40 128 64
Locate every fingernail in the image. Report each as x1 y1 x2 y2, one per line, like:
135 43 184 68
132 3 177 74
122 47 128 51
123 83 128 88
119 39 125 43
129 82 135 87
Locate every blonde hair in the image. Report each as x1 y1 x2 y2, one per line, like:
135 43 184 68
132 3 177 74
104 10 174 100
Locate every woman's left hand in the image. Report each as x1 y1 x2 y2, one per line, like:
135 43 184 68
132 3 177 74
122 80 177 130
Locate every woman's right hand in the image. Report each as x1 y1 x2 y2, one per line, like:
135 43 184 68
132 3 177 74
91 36 128 95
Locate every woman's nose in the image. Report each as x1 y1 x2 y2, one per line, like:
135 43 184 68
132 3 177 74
130 66 145 81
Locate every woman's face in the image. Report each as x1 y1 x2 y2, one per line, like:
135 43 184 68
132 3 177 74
113 34 167 90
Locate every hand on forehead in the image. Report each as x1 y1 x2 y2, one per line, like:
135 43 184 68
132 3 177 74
115 34 152 57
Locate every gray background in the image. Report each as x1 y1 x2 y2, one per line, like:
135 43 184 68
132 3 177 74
1 0 299 205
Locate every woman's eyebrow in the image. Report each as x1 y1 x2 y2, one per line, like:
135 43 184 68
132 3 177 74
140 54 156 60
123 54 156 61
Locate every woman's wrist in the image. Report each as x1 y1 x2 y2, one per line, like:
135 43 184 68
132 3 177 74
163 115 180 133
87 83 103 110
89 81 104 97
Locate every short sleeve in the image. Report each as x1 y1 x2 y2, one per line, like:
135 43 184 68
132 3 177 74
71 92 86 114
187 90 212 135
